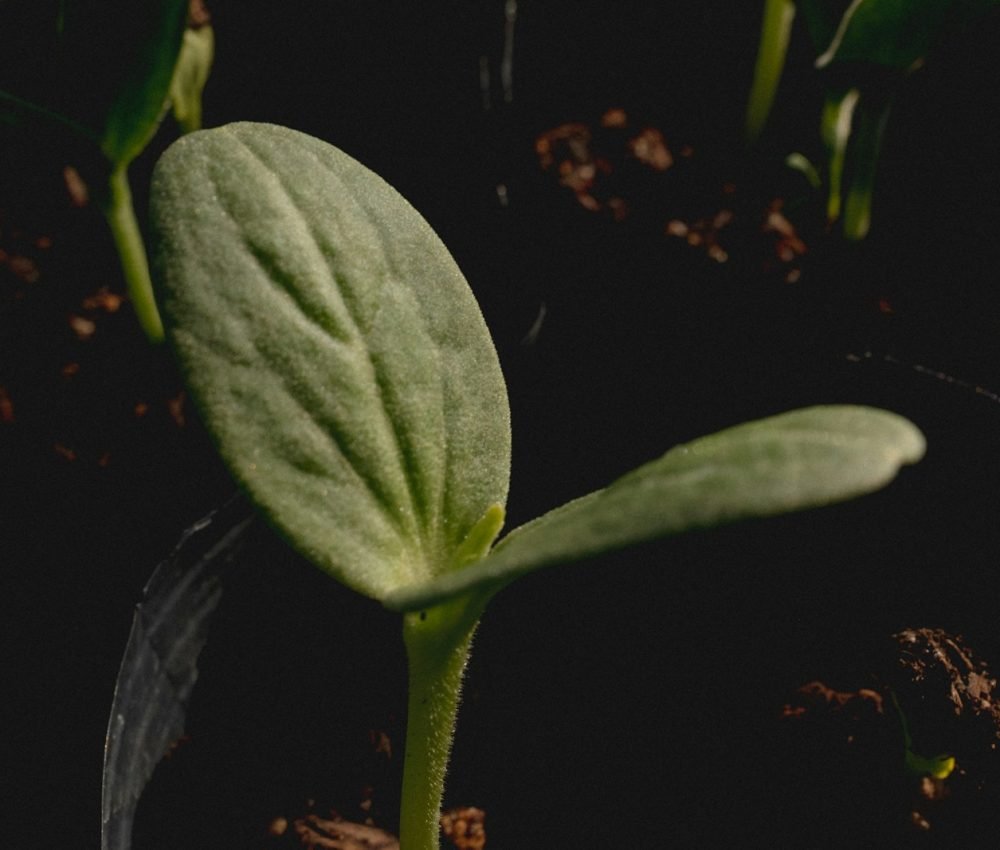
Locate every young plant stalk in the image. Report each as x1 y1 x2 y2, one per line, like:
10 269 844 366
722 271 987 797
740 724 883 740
400 599 486 850
104 165 165 342
398 508 504 849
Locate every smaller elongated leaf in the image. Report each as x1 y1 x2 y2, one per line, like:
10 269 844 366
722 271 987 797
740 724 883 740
383 406 925 612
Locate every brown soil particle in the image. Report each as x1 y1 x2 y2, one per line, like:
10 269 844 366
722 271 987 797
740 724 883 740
534 108 808 283
291 814 399 849
440 807 486 850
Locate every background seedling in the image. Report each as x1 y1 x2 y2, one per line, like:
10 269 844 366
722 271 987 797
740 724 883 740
746 0 1000 238
144 122 925 850
0 0 214 340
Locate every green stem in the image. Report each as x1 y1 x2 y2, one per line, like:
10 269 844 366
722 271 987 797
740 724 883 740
820 87 860 226
103 165 165 343
745 0 796 144
842 93 892 241
399 598 485 850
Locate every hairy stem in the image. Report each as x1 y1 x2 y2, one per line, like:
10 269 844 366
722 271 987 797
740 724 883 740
103 165 165 343
745 0 796 143
399 598 485 850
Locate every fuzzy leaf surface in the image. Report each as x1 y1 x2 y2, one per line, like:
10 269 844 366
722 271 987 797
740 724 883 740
384 406 924 611
150 123 511 600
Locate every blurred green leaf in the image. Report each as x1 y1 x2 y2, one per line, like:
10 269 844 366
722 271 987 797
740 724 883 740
96 0 188 165
808 0 1000 70
746 0 797 143
0 0 188 166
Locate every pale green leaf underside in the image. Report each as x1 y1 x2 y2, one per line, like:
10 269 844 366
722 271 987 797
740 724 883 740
150 122 510 600
384 406 924 611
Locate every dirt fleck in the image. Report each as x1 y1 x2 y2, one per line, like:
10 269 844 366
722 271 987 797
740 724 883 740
53 442 77 462
188 0 211 28
68 314 97 340
370 729 392 759
292 814 399 849
629 126 673 171
82 287 125 313
440 807 486 850
167 391 187 427
63 166 89 207
535 108 809 283
0 385 13 423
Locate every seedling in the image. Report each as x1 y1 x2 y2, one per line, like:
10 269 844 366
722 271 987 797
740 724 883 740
0 0 213 341
746 0 1000 238
148 122 925 849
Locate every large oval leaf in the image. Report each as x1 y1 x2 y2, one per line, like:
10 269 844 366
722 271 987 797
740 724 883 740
150 123 511 600
384 405 925 611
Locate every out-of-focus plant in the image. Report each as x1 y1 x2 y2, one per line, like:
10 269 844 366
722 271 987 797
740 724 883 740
0 0 214 341
746 0 1000 239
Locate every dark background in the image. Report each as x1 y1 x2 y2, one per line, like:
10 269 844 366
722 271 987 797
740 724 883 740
4 1 1000 846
